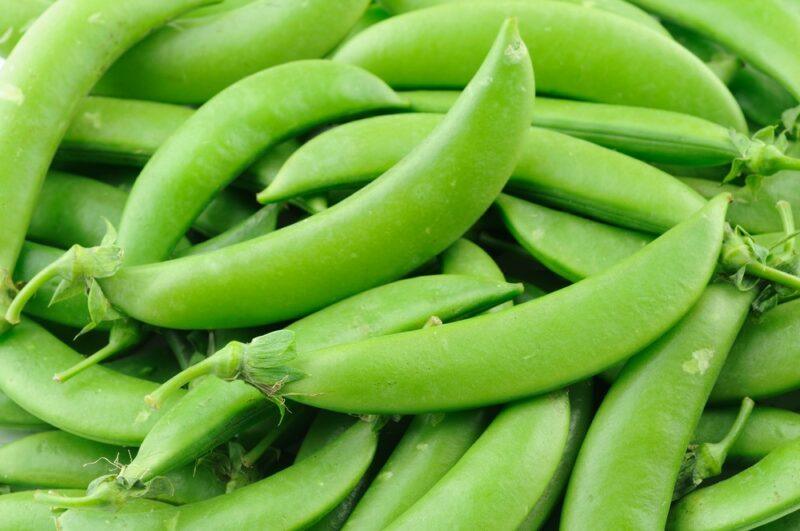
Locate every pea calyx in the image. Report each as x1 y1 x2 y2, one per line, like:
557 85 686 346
726 126 800 182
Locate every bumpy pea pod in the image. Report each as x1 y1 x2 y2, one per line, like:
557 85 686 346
561 283 755 530
0 0 214 322
259 113 705 234
667 436 800 530
2 431 225 504
334 2 745 129
387 392 570 529
694 407 800 464
100 19 533 330
405 90 800 178
627 0 800 104
184 194 728 414
57 420 378 530
0 321 183 446
379 0 669 35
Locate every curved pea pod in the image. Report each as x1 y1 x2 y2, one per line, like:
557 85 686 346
627 0 800 103
495 194 652 282
712 298 800 402
0 391 46 430
57 420 378 530
387 392 569 529
0 490 78 531
0 321 182 446
1 431 225 504
667 437 800 530
561 283 754 530
260 113 705 234
335 2 745 130
405 90 800 175
0 0 214 298
0 0 53 57
380 0 668 35
115 61 405 267
102 19 534 329
694 407 800 464
94 0 370 103
276 195 729 413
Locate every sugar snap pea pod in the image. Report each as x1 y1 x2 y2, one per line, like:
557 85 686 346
57 420 378 530
694 407 800 464
196 194 728 413
712 298 800 401
334 2 745 130
0 490 76 531
175 204 280 258
379 0 668 35
404 91 800 175
102 20 534 330
0 392 45 430
561 283 754 530
0 321 182 446
0 0 53 57
116 61 405 268
387 392 569 529
94 0 370 104
730 65 798 127
1 431 226 504
260 113 705 234
0 0 215 316
667 436 800 530
627 0 800 103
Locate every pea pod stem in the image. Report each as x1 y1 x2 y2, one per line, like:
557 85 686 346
53 321 141 383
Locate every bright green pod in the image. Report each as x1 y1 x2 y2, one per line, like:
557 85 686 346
57 421 378 530
561 283 754 530
387 392 570 529
335 2 745 129
627 0 800 102
0 391 45 430
279 195 728 413
260 113 705 234
694 407 800 464
102 20 534 329
0 490 80 531
0 0 53 56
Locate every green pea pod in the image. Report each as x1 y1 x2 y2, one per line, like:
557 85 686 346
0 391 45 430
175 205 279 258
116 61 404 268
495 194 652 283
712 298 800 401
730 65 797 127
627 0 800 102
273 194 728 413
387 392 570 529
259 113 705 234
334 2 745 130
694 407 800 464
0 490 80 531
57 420 378 530
380 0 668 35
0 431 225 504
667 436 800 530
0 321 183 446
0 0 214 305
0 0 53 57
405 91 800 174
561 283 754 529
102 19 534 330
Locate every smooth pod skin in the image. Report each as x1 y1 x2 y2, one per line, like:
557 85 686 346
387 392 570 529
115 60 405 267
667 437 800 530
406 90 742 167
496 194 652 282
712 298 800 402
628 0 800 101
0 321 182 445
102 20 534 329
0 0 213 287
58 421 378 530
561 283 754 530
694 407 800 464
0 390 46 429
334 2 745 129
95 0 371 103
282 195 728 413
0 490 77 531
0 0 53 56
261 113 705 234
0 431 226 504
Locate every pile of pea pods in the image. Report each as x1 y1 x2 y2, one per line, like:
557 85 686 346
3 0 800 529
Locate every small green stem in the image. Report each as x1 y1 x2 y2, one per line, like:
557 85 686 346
35 489 107 509
776 200 797 258
144 356 216 409
54 343 122 383
745 262 800 291
700 397 755 475
4 257 64 324
773 153 800 173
